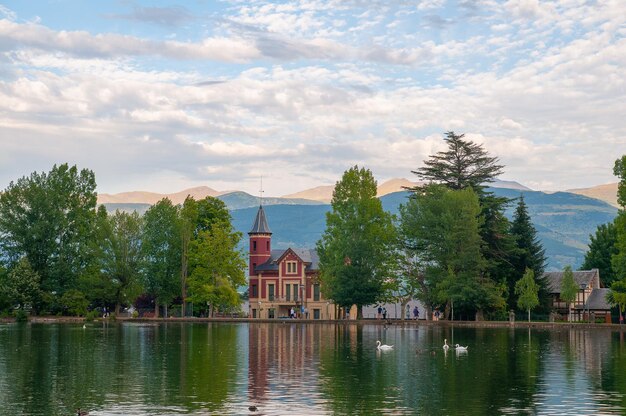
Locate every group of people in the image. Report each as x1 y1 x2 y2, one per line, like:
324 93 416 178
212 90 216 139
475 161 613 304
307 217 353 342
289 307 308 319
376 304 421 320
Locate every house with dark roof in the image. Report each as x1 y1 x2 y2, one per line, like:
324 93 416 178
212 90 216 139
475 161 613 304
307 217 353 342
544 268 612 323
247 206 336 319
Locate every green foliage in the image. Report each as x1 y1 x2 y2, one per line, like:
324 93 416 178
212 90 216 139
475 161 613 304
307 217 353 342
60 289 88 316
560 265 579 321
1 257 42 312
410 131 504 192
612 212 626 282
509 196 548 309
188 221 246 316
606 280 626 318
515 268 539 322
614 155 626 209
14 309 28 322
400 185 504 318
317 166 397 316
582 221 618 286
142 198 181 317
99 210 144 314
0 164 97 296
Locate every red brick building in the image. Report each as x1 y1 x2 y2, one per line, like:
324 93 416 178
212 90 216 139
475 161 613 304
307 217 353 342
247 205 336 319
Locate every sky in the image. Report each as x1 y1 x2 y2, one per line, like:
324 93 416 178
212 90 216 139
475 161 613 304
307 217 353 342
0 0 624 197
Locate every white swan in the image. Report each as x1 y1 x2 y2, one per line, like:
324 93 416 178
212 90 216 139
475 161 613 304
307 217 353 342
443 339 450 350
376 340 394 350
454 344 468 351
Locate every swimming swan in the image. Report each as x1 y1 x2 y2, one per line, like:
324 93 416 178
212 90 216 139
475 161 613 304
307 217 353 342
376 340 394 350
443 339 450 350
454 344 468 351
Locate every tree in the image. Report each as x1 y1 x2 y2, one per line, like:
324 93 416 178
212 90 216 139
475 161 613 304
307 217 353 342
60 289 88 316
0 164 97 300
509 196 548 309
400 185 504 319
179 196 198 317
560 265 579 322
614 155 626 209
613 212 626 284
515 268 539 322
581 222 618 286
317 166 397 318
100 210 144 315
410 131 504 192
607 280 626 325
187 222 246 317
142 199 181 317
0 257 42 311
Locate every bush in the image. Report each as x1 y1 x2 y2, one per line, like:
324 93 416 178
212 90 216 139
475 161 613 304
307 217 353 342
14 309 28 322
132 310 139 318
85 310 99 322
60 289 88 316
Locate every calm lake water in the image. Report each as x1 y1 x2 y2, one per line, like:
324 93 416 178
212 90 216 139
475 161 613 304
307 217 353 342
1 322 626 415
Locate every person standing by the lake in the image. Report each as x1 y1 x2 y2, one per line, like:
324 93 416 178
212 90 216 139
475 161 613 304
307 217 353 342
377 305 382 320
383 308 387 320
413 306 419 320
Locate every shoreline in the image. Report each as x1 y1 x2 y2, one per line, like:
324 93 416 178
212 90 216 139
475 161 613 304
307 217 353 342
2 316 625 331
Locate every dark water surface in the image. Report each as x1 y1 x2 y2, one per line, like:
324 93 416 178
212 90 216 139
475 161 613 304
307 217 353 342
1 322 626 415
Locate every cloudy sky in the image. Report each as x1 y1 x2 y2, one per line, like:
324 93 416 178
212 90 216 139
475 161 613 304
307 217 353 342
1 1 624 196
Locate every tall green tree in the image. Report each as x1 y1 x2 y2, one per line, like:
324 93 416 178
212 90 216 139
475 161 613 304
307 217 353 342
317 166 397 318
0 257 42 312
614 155 626 209
188 222 246 316
142 198 181 317
400 185 504 319
0 164 97 299
611 155 626 284
581 222 618 286
607 280 626 324
100 210 144 315
560 265 579 322
515 268 539 322
509 196 548 309
410 131 504 192
179 196 198 317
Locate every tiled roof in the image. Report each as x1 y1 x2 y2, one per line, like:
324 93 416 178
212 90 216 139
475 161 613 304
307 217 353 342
253 248 319 272
249 205 271 235
583 288 612 311
544 269 599 293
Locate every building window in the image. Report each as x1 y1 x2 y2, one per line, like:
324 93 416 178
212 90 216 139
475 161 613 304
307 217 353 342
253 241 257 251
266 241 270 250
251 284 257 298
293 284 299 302
268 284 275 301
286 284 291 301
287 261 297 274
269 308 275 319
252 309 257 318
314 284 320 301
313 309 320 320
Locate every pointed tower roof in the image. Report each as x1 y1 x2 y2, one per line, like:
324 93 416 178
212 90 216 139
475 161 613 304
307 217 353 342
249 205 272 235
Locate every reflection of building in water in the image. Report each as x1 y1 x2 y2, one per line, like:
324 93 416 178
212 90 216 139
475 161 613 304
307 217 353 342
248 323 338 402
247 205 337 320
545 269 611 323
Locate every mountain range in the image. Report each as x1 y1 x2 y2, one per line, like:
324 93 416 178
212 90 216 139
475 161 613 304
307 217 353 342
101 179 620 272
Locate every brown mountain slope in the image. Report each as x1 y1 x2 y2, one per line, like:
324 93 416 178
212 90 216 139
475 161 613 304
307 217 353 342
567 183 618 207
97 186 221 205
281 185 335 203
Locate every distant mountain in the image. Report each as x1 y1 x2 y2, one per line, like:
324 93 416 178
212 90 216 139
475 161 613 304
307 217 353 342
567 183 619 208
282 185 335 203
97 186 224 205
232 187 617 271
490 180 531 191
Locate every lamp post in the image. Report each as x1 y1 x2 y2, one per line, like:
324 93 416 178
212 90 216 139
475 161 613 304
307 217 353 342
580 283 587 323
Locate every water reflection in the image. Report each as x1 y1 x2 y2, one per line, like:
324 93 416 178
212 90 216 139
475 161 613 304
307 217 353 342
0 322 625 415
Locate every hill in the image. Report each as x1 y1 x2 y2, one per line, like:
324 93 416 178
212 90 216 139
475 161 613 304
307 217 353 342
97 186 223 205
567 183 619 208
232 188 617 271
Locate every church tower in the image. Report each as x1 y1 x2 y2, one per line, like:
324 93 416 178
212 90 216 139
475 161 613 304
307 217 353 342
248 205 272 276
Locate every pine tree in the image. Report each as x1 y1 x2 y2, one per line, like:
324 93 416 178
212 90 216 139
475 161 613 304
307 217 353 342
509 195 548 309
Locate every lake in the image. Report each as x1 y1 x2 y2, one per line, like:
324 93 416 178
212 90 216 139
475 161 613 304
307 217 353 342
1 321 626 415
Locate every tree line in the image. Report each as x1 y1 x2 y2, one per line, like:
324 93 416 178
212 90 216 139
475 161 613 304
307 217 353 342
0 164 245 318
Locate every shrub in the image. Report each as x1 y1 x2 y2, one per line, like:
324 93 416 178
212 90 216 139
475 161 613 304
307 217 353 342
85 310 99 322
60 290 88 316
14 309 28 322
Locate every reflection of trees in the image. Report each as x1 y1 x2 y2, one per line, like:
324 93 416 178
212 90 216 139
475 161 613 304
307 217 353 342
0 322 245 414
